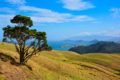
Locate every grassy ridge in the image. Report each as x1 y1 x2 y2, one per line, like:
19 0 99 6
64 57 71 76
0 42 120 80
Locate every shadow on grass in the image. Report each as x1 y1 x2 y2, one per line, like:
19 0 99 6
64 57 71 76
0 52 15 63
115 69 120 75
0 52 32 71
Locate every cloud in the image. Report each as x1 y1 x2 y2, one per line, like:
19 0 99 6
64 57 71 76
0 8 16 14
19 6 95 23
0 14 14 27
106 30 120 37
61 0 95 11
111 8 120 18
75 30 120 37
31 15 94 23
6 0 25 5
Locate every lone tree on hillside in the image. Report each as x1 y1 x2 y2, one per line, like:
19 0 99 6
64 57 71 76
3 15 52 64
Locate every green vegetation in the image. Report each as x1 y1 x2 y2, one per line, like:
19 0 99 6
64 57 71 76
0 42 120 80
69 41 120 53
3 15 51 64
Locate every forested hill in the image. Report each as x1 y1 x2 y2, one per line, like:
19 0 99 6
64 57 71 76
69 41 120 53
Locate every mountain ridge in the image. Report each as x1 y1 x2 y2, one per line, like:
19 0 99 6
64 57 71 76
69 41 120 53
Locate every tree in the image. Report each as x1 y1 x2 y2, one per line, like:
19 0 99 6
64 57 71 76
3 15 52 64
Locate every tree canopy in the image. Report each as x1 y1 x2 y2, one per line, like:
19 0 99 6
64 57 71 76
3 15 52 64
11 15 33 27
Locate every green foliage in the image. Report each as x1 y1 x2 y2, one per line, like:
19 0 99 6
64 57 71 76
11 15 33 27
2 15 51 64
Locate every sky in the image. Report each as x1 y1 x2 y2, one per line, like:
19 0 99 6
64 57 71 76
0 0 120 41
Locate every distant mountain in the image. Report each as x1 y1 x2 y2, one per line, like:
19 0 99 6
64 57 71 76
67 35 120 42
48 40 98 50
48 35 120 51
69 41 120 53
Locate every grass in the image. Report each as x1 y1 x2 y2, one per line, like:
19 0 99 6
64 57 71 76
0 42 120 80
0 75 6 80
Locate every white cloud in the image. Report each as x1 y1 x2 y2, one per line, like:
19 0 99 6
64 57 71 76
111 8 120 18
61 0 95 11
105 30 120 37
76 30 120 37
0 14 14 27
19 6 95 23
0 8 16 14
6 0 25 5
31 15 94 23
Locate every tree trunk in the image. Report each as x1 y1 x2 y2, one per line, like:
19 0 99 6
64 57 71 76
20 51 25 65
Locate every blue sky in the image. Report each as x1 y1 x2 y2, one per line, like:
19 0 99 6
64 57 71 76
0 0 120 41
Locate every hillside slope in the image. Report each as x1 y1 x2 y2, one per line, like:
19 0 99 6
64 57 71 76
0 42 120 80
69 41 120 53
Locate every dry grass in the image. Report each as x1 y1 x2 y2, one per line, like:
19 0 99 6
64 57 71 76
0 42 120 80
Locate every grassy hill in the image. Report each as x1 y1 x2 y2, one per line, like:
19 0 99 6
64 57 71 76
0 42 120 80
